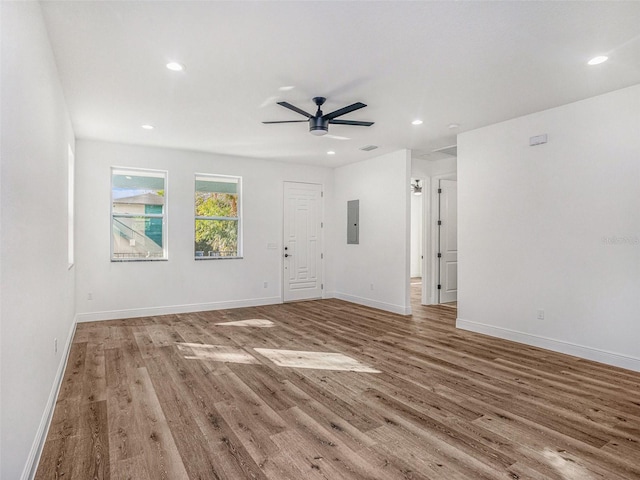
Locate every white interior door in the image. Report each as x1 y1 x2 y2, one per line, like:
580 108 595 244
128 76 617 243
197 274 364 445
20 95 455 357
438 179 457 303
283 182 323 302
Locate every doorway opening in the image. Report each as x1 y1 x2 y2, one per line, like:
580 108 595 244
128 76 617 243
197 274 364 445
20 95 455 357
412 172 457 306
410 177 425 305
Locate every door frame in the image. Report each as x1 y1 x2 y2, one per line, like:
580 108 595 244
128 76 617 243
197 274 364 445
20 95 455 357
423 173 457 305
282 181 325 303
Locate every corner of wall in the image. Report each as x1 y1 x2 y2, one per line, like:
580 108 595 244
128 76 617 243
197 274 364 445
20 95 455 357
457 317 640 373
21 319 77 480
332 149 412 316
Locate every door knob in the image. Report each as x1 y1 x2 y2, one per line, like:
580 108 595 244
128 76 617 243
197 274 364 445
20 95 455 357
285 253 293 258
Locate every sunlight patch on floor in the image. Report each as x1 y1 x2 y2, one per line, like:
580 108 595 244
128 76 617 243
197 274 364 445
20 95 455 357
215 319 274 328
542 447 595 479
254 348 380 373
176 343 380 373
176 343 259 364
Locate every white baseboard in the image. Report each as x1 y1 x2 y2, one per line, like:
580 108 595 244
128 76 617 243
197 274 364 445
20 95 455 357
76 296 282 323
456 318 640 373
22 317 77 480
334 292 411 316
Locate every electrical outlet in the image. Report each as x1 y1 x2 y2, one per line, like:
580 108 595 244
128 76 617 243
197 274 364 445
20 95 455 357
87 293 93 300
537 309 545 320
370 283 374 290
54 338 58 353
263 281 268 288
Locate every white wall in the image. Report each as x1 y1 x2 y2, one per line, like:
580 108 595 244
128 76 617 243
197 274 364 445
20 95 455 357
75 140 334 321
333 150 412 314
1 3 76 479
457 84 640 371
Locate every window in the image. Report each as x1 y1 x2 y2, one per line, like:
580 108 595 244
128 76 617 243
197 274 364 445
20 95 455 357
195 174 242 259
67 145 75 268
111 168 167 261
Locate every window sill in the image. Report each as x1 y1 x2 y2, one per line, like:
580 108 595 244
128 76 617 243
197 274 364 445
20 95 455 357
195 256 243 261
111 258 169 262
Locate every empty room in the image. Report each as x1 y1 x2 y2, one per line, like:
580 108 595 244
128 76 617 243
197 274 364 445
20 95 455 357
2 1 639 479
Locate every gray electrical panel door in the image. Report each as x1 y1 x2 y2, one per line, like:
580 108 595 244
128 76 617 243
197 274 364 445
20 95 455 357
347 200 359 244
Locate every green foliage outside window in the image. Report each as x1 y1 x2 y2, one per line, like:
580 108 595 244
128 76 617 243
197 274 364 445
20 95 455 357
195 191 239 256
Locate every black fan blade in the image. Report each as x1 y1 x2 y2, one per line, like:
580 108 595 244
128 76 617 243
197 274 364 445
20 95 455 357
328 119 374 127
262 120 308 124
323 102 366 120
277 102 312 118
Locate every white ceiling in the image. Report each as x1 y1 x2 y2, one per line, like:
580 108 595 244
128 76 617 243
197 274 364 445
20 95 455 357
40 1 640 167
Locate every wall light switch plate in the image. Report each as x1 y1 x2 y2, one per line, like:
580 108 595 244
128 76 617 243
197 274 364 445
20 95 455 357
530 134 548 146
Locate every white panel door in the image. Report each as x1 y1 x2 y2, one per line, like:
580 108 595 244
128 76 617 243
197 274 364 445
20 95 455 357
439 179 458 303
283 182 323 302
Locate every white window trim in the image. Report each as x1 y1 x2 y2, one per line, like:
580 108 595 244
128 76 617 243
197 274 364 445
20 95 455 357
194 173 243 260
67 145 75 269
110 166 168 262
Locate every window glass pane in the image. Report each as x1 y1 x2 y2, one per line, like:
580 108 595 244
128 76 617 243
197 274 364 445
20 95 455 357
112 173 165 215
112 168 167 261
195 176 238 194
195 219 238 257
195 191 238 218
112 216 164 259
194 174 241 258
195 177 238 218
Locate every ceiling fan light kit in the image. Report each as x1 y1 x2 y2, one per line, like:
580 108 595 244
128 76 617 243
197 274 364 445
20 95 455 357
263 96 374 136
309 115 328 136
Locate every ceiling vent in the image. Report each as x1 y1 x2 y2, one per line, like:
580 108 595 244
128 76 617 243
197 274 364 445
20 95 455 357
359 145 378 151
431 144 457 157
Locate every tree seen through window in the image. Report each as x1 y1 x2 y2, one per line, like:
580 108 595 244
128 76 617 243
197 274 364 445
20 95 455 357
195 175 241 257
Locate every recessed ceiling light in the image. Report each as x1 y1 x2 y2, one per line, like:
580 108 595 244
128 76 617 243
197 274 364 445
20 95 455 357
141 124 154 130
588 56 608 66
166 62 184 71
327 151 336 155
448 123 460 129
279 85 295 91
412 119 423 125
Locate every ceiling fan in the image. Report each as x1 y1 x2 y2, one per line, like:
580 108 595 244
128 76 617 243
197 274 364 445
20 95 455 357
263 97 374 136
411 179 423 195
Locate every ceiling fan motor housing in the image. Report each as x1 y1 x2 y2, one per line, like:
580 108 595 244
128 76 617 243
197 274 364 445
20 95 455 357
309 116 328 136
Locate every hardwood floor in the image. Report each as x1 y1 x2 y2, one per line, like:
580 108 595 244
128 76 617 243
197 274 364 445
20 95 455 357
36 292 640 479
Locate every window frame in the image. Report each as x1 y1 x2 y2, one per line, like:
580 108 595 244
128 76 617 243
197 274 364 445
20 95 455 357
67 145 75 269
110 166 168 262
194 173 243 260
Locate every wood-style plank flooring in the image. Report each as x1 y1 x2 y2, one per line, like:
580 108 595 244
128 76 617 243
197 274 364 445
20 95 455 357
36 285 640 479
